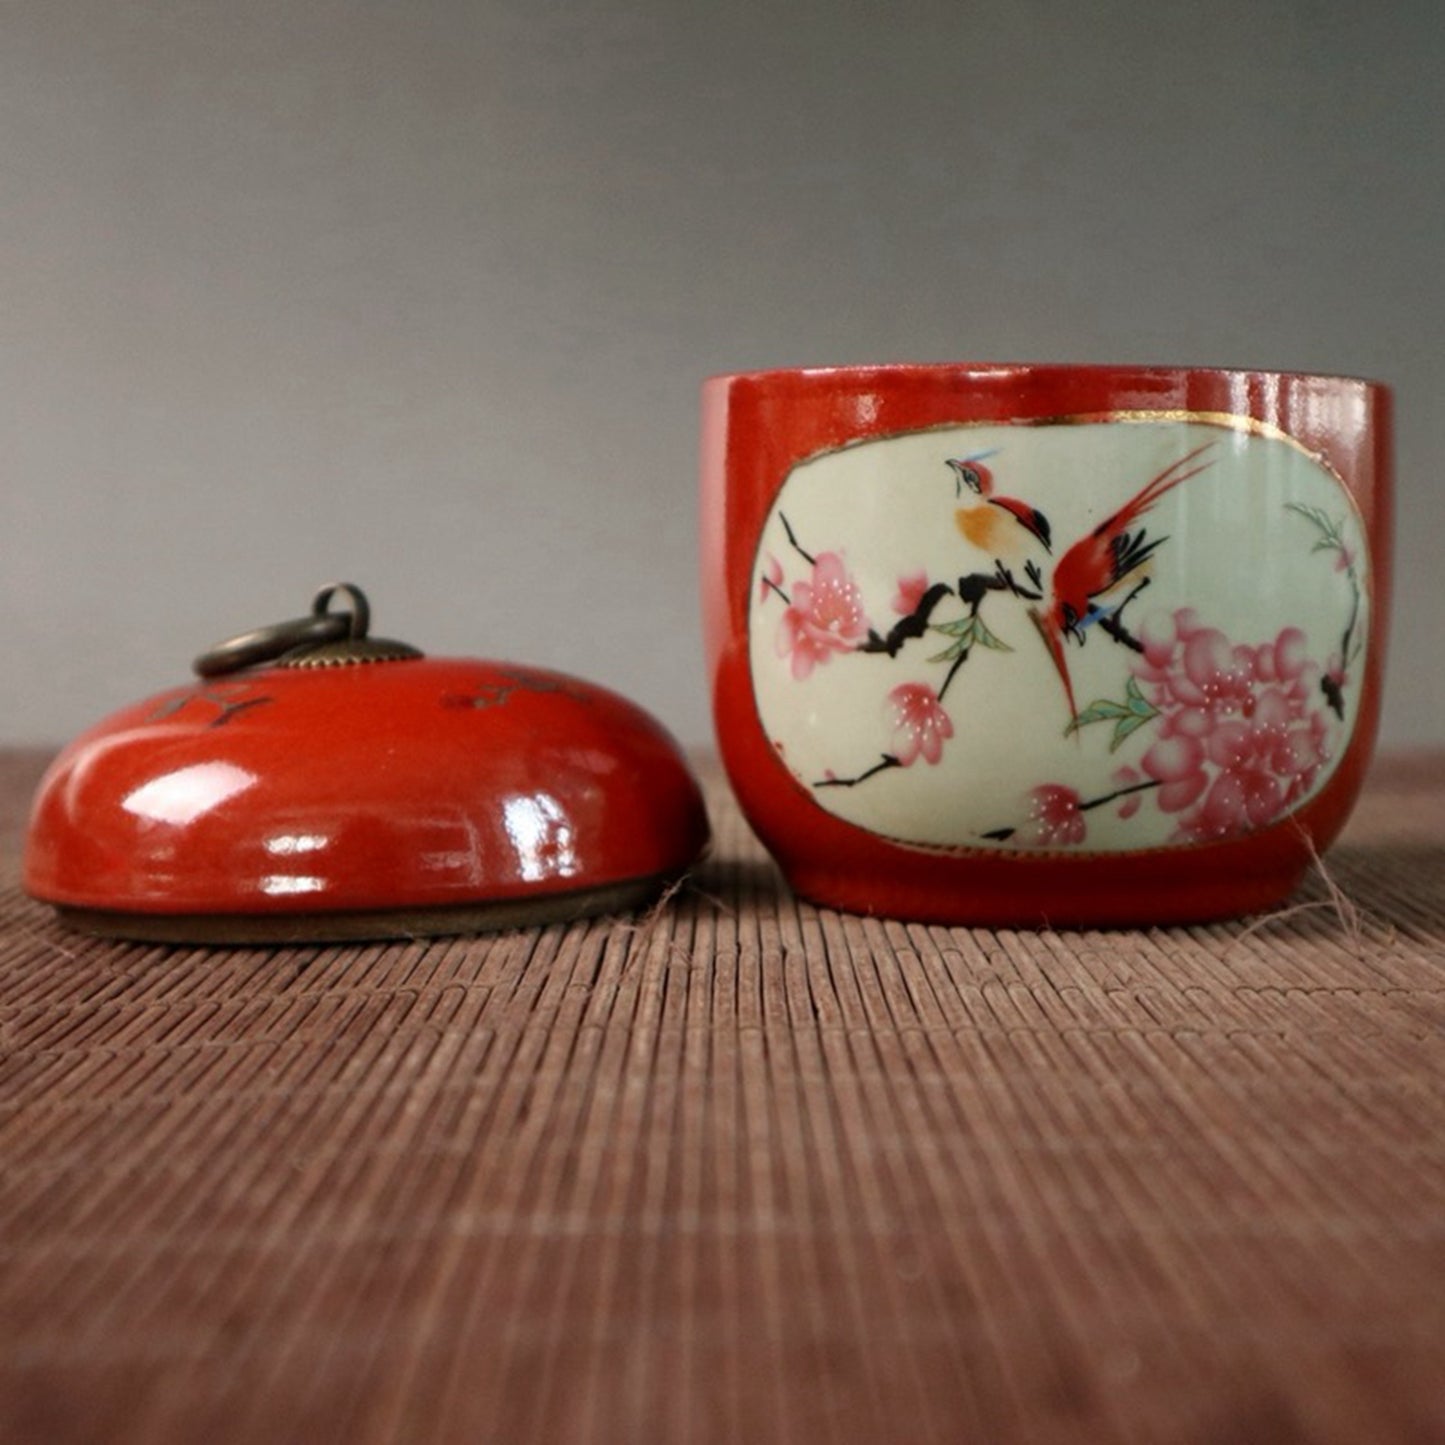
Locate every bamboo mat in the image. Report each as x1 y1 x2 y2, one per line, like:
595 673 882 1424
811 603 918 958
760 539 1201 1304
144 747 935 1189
2 748 1442 1445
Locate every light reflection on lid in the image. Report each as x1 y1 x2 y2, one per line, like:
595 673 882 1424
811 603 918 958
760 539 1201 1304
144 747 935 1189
264 833 329 856
503 792 580 882
259 874 328 896
122 761 257 826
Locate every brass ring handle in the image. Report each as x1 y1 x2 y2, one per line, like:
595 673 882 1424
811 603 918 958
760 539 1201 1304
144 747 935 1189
192 583 372 677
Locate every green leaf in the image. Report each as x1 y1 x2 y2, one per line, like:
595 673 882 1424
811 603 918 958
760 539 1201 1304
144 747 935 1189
1286 502 1344 548
1083 701 1132 722
1285 501 1329 528
970 613 1012 652
1124 675 1154 715
930 610 1012 655
1068 677 1160 742
928 614 976 662
931 617 976 639
1111 711 1155 751
1066 699 1131 734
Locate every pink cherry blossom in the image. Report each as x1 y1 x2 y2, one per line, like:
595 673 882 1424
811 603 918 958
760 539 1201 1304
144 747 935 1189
1274 626 1308 683
1142 733 1210 813
775 551 868 680
892 569 930 616
1111 765 1144 819
1017 783 1087 847
887 682 954 766
1129 608 1336 844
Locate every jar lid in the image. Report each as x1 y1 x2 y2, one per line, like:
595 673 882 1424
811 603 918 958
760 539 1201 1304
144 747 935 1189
24 584 710 943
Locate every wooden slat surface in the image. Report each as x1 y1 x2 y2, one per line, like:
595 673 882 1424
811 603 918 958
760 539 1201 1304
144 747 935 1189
2 749 1442 1444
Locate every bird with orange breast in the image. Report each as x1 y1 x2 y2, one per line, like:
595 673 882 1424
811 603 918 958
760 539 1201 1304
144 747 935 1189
946 452 1053 558
1029 441 1217 725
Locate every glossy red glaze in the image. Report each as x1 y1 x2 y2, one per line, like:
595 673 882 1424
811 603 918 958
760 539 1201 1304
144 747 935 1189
25 658 709 922
701 362 1393 926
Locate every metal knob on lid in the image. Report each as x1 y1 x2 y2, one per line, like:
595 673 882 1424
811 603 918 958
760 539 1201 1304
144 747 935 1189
25 584 710 944
193 583 423 674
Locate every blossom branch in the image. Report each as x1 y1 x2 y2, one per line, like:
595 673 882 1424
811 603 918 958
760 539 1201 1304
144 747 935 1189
980 777 1160 842
1078 777 1162 812
1091 578 1151 652
856 582 954 657
1324 561 1362 721
779 513 815 566
1285 502 1363 721
814 754 903 788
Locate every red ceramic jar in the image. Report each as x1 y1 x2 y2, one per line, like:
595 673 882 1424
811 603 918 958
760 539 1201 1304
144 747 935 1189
702 363 1392 926
26 588 709 942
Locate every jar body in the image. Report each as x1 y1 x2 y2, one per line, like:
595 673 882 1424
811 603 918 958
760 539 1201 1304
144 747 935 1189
701 363 1391 926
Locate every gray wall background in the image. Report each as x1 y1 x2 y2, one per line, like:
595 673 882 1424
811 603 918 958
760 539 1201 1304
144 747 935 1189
3 0 1442 749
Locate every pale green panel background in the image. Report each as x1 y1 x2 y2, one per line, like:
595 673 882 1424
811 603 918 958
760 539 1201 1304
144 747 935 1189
748 423 1366 849
1 0 1440 749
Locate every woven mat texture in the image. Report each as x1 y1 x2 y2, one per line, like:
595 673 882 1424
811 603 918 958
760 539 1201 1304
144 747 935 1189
2 749 1442 1444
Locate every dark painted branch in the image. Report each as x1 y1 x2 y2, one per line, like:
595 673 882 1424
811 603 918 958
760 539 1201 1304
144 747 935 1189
1077 778 1161 813
981 777 1161 841
857 582 954 656
814 754 903 789
779 513 815 567
1093 578 1151 652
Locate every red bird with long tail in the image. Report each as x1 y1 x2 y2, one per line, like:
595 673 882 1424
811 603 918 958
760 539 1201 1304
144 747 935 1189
1031 442 1217 723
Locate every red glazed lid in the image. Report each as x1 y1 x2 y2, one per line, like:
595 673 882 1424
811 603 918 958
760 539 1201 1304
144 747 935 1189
24 585 709 943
